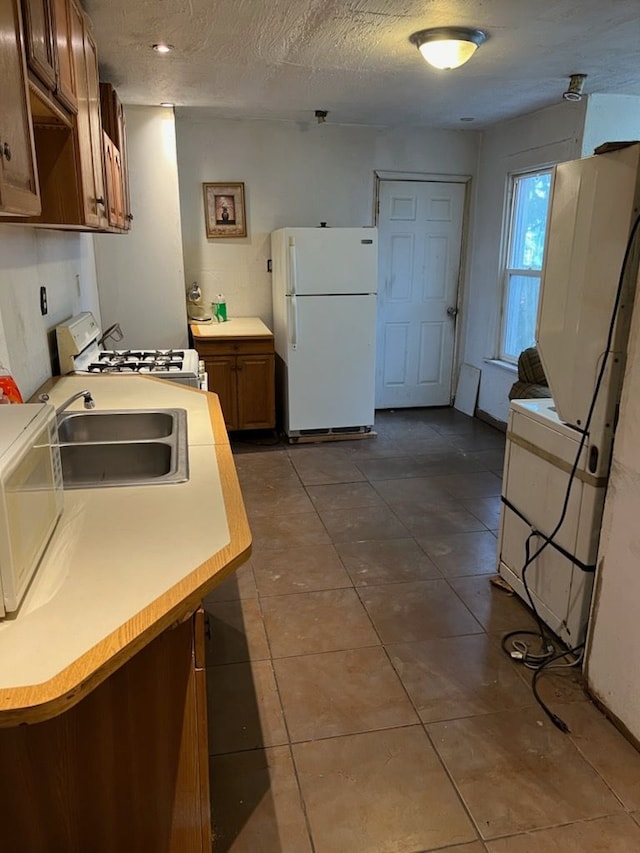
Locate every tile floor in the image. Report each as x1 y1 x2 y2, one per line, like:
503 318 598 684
203 408 640 853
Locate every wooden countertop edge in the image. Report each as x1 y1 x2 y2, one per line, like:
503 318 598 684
0 387 251 727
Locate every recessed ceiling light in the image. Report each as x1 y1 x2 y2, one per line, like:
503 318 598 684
152 43 174 54
160 102 175 108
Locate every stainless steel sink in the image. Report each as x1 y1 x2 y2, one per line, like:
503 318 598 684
57 409 177 442
57 408 189 489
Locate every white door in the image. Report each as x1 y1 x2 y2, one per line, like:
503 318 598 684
376 180 466 408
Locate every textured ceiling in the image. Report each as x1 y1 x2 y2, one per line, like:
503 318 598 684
83 0 640 129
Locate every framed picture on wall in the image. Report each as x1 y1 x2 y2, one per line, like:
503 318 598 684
203 182 247 238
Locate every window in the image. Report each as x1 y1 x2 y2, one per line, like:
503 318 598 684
500 169 552 362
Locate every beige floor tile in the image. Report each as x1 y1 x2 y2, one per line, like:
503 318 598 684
336 538 441 586
288 448 366 485
556 701 640 810
306 481 384 510
432 471 503 499
262 588 379 658
418 530 500 577
202 561 257 603
204 598 269 665
252 543 352 596
485 813 640 853
318 504 410 542
210 746 312 853
293 727 477 853
249 511 332 550
388 634 533 723
448 575 539 634
207 660 288 754
437 844 487 853
274 646 419 741
428 707 623 839
360 580 483 643
391 500 487 537
242 481 315 517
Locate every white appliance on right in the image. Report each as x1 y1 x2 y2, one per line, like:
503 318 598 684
271 227 378 440
498 142 640 646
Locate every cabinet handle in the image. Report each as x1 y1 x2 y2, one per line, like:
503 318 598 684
3 142 11 162
96 197 105 206
126 213 134 221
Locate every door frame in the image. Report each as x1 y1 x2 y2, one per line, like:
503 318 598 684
373 170 473 406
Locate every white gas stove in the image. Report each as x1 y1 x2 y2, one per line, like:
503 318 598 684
56 313 204 388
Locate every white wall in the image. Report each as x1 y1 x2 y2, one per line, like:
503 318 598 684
586 267 640 741
175 113 480 328
458 101 587 423
582 95 640 157
0 225 100 399
94 106 188 349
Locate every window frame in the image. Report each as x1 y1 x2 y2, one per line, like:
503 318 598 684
498 166 554 364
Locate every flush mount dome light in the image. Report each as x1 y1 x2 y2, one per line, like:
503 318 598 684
152 43 174 54
410 27 486 70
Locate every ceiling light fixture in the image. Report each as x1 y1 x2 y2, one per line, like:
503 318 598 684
152 43 174 54
160 102 175 108
563 74 587 102
410 27 486 70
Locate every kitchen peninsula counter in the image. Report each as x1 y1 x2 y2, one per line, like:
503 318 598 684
0 374 252 726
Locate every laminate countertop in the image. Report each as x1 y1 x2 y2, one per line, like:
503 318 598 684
191 317 273 339
0 375 251 726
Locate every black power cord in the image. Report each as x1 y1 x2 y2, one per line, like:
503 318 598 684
504 210 640 732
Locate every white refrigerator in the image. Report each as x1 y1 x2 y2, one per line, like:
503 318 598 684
270 227 378 439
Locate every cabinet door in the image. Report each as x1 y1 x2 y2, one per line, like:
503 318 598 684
21 0 56 89
69 0 103 227
103 130 125 229
0 0 40 215
205 356 238 430
51 0 76 112
83 26 106 226
237 353 276 429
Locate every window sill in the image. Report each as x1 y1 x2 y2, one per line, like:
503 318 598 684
483 358 517 374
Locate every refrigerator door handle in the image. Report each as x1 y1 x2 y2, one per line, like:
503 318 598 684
288 239 298 296
289 294 298 350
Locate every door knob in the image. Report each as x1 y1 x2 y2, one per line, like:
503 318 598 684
447 306 458 317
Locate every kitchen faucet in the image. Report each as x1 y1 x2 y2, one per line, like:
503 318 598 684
39 390 95 416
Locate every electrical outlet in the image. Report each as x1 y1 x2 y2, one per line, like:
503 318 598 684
40 286 48 315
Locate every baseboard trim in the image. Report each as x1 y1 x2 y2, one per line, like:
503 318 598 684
476 408 507 433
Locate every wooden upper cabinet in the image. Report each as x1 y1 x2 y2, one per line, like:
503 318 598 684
100 82 131 228
21 0 77 114
51 0 76 112
0 0 41 216
68 0 105 228
21 0 56 89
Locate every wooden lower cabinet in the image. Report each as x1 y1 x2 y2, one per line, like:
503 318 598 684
198 337 276 431
0 607 211 852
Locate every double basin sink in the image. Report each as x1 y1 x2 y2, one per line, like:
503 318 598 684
57 409 188 489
